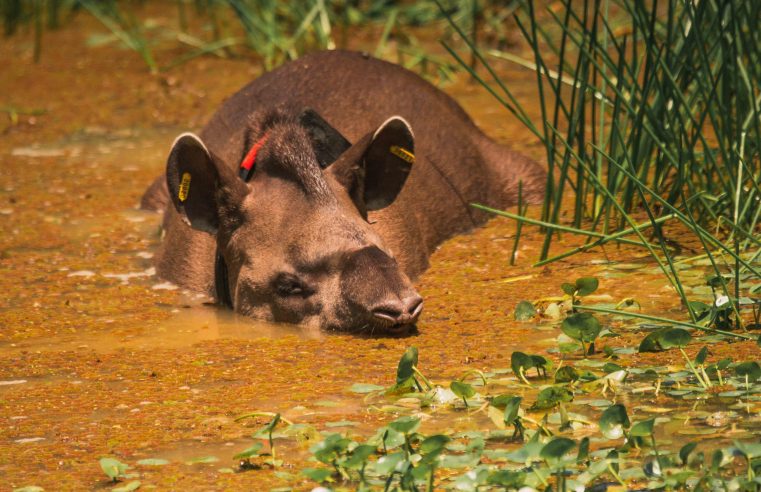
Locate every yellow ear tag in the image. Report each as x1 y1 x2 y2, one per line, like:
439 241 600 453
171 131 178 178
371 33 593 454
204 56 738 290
178 172 191 202
390 145 415 164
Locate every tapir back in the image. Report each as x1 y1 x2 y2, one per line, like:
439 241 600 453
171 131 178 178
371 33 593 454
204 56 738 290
196 50 544 277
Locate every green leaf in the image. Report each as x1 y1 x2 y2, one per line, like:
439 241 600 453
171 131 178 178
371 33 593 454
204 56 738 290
531 386 573 410
540 437 576 462
554 366 579 383
711 449 723 473
679 442 697 465
511 351 533 375
324 420 358 428
599 404 630 439
639 328 667 352
135 458 169 466
466 436 485 454
375 451 406 474
112 481 140 492
420 435 451 455
439 452 481 468
660 328 691 348
561 283 576 296
450 380 476 400
514 300 537 321
281 423 320 443
301 467 332 482
630 418 655 437
561 313 601 343
340 444 376 469
706 275 723 288
531 354 549 369
607 449 620 474
378 427 405 449
491 394 516 408
349 383 385 393
388 415 420 434
734 361 761 381
511 352 547 377
577 437 590 462
689 301 712 321
503 396 522 425
733 440 761 459
310 434 351 464
99 457 129 481
409 462 433 480
486 469 525 487
574 277 599 296
184 456 219 465
396 346 419 385
639 327 690 352
233 442 263 460
253 413 281 439
694 347 708 365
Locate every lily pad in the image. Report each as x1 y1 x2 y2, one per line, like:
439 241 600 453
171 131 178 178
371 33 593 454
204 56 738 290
531 386 573 410
135 458 169 466
349 383 385 393
630 418 655 437
561 313 602 343
112 481 140 492
99 457 129 481
388 415 420 434
735 361 761 382
540 437 576 462
514 300 537 321
599 404 630 439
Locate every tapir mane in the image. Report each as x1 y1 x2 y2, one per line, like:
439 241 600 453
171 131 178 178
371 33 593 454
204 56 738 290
244 110 334 203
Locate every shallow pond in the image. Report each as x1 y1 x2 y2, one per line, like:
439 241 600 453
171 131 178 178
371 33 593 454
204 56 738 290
2 9 760 492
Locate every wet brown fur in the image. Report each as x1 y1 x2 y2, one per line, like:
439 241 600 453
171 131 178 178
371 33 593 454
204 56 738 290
142 50 545 331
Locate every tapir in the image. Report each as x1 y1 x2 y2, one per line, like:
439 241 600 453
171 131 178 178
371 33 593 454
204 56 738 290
141 50 545 335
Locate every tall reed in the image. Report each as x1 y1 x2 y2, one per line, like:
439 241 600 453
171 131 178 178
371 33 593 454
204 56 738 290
440 0 760 326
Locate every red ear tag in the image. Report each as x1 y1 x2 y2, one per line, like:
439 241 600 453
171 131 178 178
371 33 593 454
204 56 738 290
239 133 268 181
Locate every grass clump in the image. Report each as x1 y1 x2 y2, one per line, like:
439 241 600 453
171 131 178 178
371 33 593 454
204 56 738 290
440 0 760 329
1 0 525 80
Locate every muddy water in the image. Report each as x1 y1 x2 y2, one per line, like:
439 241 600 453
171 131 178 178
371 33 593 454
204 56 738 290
1 11 758 492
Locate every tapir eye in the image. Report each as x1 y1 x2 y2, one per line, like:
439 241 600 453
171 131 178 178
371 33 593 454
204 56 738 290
273 273 312 298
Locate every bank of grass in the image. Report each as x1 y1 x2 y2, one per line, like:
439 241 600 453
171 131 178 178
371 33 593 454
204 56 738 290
441 0 761 329
1 0 520 79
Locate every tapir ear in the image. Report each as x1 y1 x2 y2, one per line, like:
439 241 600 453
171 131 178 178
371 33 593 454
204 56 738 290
363 116 415 211
299 108 352 168
166 133 248 234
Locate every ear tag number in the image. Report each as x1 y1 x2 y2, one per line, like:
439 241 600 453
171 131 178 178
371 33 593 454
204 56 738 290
178 172 192 202
390 145 415 164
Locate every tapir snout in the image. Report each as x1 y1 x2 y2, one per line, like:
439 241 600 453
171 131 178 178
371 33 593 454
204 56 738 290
340 246 423 334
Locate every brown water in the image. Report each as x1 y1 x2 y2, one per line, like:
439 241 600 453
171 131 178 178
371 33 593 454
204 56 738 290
2 9 758 492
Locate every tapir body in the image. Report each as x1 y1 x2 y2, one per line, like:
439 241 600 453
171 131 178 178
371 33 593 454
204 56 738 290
142 50 545 334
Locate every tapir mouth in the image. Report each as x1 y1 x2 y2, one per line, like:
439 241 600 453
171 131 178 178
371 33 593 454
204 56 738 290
364 299 423 336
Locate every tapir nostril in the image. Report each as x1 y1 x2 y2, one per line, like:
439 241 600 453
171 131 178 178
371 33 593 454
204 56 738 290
371 294 423 327
371 301 405 324
403 294 423 321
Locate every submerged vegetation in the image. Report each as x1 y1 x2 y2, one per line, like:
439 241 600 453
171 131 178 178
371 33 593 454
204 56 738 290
93 275 761 489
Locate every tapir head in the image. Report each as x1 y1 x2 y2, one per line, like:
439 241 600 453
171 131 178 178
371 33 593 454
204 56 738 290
165 109 422 335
